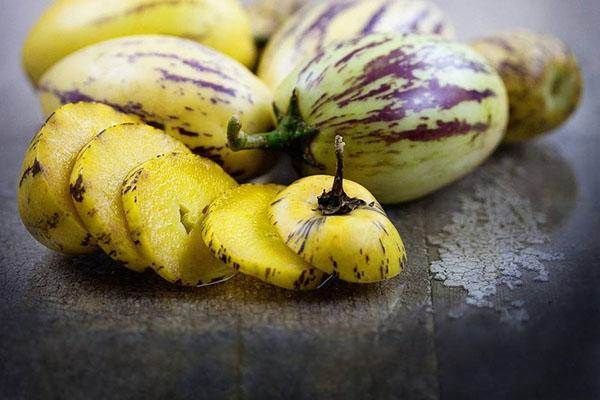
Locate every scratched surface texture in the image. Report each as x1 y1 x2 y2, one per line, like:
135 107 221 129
0 1 599 399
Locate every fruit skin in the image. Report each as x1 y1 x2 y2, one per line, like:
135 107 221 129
230 34 509 204
17 102 137 254
121 153 238 286
23 0 256 84
269 175 406 283
471 29 583 143
258 0 456 89
243 0 310 44
38 34 274 180
70 123 189 271
201 184 329 290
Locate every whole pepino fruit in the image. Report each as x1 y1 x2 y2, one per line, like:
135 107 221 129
229 34 509 204
472 29 583 143
38 35 274 180
258 0 455 89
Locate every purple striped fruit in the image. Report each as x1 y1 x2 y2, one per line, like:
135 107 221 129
38 35 274 180
229 34 509 204
471 29 583 143
258 0 456 89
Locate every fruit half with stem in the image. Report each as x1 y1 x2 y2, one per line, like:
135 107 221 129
269 136 406 283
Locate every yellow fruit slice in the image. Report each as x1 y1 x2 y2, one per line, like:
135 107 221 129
201 184 329 290
70 123 189 270
121 153 238 286
17 102 137 254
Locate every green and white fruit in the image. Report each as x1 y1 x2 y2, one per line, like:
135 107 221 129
38 35 274 180
472 29 583 143
258 0 455 89
230 34 509 204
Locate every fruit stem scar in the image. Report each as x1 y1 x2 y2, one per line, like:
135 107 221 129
316 136 366 216
227 88 319 151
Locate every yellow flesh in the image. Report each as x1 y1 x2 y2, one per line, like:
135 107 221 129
17 102 137 254
269 176 406 283
70 123 189 271
23 0 256 83
202 184 328 290
121 153 237 286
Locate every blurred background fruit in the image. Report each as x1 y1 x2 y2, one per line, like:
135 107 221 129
472 29 583 143
257 0 456 89
23 0 257 84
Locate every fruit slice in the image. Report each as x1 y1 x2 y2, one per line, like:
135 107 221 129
70 123 189 270
201 184 329 290
121 153 238 286
17 102 137 254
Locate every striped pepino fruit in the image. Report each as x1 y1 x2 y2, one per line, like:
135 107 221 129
37 35 275 180
258 0 456 89
22 0 257 84
471 29 583 143
229 34 509 204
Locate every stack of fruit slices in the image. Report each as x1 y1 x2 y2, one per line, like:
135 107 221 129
18 102 406 290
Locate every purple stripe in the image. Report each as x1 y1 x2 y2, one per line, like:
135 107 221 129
155 68 236 97
360 1 390 34
38 85 156 120
308 43 491 119
432 22 444 35
319 80 494 130
333 37 392 69
115 52 234 81
368 118 490 143
296 1 357 49
91 0 197 25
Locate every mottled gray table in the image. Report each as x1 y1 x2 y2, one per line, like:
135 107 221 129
1 1 599 399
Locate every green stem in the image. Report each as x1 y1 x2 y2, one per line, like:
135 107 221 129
227 89 319 151
317 136 366 216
